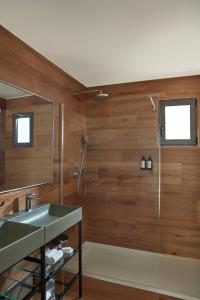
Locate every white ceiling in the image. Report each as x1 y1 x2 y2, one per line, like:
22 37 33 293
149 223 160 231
0 0 200 87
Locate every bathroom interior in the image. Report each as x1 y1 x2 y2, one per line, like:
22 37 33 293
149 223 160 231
0 1 200 300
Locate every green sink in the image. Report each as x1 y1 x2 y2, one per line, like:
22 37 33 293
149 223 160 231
0 220 44 273
7 204 82 243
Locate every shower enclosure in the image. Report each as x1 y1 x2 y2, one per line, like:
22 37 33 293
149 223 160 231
70 92 200 300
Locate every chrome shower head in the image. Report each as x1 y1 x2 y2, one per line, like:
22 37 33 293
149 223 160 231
94 90 110 101
74 89 110 101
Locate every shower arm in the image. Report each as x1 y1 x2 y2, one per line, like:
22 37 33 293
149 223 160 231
149 95 157 111
128 94 157 111
74 89 103 96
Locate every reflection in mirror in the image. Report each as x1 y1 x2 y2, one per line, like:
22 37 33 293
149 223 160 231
13 112 33 147
0 81 54 193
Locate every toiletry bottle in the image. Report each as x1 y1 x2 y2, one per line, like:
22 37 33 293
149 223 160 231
147 156 153 170
140 156 146 170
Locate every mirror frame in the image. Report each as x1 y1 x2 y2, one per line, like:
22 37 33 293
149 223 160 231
0 80 54 194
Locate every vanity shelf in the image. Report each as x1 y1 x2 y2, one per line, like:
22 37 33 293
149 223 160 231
0 220 82 300
54 271 80 300
46 248 79 282
0 254 79 300
0 269 40 300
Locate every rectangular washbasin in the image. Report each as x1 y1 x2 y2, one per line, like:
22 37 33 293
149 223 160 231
0 220 44 273
7 204 82 243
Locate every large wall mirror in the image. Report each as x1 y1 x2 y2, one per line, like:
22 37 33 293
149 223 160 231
0 81 54 193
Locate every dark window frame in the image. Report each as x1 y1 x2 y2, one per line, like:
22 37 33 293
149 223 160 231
159 98 198 146
13 112 34 148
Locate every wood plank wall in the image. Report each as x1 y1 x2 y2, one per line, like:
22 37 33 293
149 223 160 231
0 24 199 300
1 24 200 261
86 95 159 252
0 26 87 219
85 75 200 259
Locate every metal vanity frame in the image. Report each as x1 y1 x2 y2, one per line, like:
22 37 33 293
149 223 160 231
0 221 82 300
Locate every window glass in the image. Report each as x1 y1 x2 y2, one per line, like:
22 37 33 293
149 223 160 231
165 105 190 140
17 117 30 143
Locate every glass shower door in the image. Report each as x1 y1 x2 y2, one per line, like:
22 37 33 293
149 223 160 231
127 95 160 291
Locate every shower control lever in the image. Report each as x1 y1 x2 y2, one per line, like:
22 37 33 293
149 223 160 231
71 167 80 177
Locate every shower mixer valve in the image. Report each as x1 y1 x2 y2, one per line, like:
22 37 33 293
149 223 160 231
71 167 81 177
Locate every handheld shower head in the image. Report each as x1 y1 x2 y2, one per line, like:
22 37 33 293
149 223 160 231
82 135 90 147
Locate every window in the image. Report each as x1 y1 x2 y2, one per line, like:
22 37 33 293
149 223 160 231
13 112 33 147
159 98 197 146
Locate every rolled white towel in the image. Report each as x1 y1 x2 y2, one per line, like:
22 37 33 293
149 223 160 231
62 247 74 255
45 248 58 265
46 290 54 300
47 249 63 265
45 247 51 254
45 248 57 257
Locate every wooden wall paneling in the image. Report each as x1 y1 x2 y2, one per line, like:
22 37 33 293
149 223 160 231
160 147 200 258
0 26 87 295
85 95 160 252
0 197 19 216
0 24 87 245
86 75 200 100
86 75 200 259
2 24 200 298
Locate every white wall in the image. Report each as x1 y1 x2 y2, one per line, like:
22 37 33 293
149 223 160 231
0 0 200 86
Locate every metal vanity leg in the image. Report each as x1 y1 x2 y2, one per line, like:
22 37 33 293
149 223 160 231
40 246 46 300
78 221 82 298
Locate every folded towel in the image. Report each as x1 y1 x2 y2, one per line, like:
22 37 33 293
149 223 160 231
46 249 63 265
